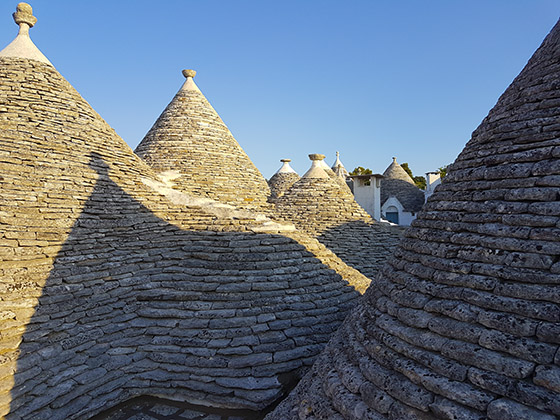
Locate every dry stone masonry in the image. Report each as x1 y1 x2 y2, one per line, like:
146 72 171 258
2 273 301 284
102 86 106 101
274 154 372 236
0 5 378 419
268 159 300 203
267 17 560 420
273 154 403 280
135 69 272 212
381 157 425 214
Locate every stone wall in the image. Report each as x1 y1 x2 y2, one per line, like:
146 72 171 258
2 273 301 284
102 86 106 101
0 57 370 419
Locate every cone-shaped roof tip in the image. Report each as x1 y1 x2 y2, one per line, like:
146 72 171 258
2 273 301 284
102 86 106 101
182 69 197 78
392 156 397 163
0 2 52 65
276 159 297 174
303 154 329 178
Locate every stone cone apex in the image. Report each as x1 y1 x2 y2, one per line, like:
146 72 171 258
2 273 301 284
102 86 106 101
268 159 300 202
331 151 349 178
303 153 330 179
135 69 271 211
0 3 52 65
0 19 371 418
275 154 372 236
267 18 560 420
382 156 415 184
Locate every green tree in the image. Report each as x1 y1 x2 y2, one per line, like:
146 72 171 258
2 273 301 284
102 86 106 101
400 162 413 179
438 165 449 178
349 166 372 176
413 176 426 190
401 162 426 190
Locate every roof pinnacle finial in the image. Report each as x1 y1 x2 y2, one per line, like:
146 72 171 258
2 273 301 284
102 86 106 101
392 157 397 163
182 69 197 79
0 2 52 65
13 3 37 32
309 154 326 161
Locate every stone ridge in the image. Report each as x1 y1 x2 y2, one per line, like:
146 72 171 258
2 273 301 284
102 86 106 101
0 57 371 419
266 18 560 420
134 74 271 212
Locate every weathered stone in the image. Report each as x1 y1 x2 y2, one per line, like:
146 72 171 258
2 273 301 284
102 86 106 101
487 398 556 420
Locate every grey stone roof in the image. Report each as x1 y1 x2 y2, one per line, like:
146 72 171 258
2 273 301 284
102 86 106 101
273 162 372 237
381 158 425 213
0 36 373 420
135 70 271 212
267 17 560 420
268 160 300 202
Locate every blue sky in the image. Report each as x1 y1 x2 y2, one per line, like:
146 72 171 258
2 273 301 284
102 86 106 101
1 1 559 178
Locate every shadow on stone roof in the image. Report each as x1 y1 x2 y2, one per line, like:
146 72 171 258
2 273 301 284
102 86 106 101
316 221 405 281
5 153 362 419
380 178 425 213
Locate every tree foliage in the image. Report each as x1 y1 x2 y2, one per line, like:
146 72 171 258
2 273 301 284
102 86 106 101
400 162 413 179
438 165 449 178
401 162 426 190
350 166 372 176
413 176 426 190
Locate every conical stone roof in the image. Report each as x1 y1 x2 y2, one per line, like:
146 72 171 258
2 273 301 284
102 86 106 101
268 17 560 420
135 69 271 211
381 157 425 213
331 151 349 179
0 6 374 418
268 159 300 202
274 154 372 237
319 155 352 191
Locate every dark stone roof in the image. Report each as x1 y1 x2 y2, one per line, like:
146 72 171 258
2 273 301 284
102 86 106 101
267 17 560 420
381 159 425 213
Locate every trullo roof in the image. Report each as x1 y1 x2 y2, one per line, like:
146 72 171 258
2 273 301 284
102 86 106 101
267 17 560 420
0 4 375 418
381 157 425 213
135 69 271 211
274 154 372 236
268 158 300 202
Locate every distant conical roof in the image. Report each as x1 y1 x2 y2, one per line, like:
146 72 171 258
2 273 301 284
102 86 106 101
381 157 425 212
0 6 375 418
268 18 560 420
268 159 300 202
383 156 415 183
331 151 349 178
135 69 271 211
274 154 371 236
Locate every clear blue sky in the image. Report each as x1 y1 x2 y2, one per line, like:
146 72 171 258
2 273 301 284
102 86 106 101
1 1 559 179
